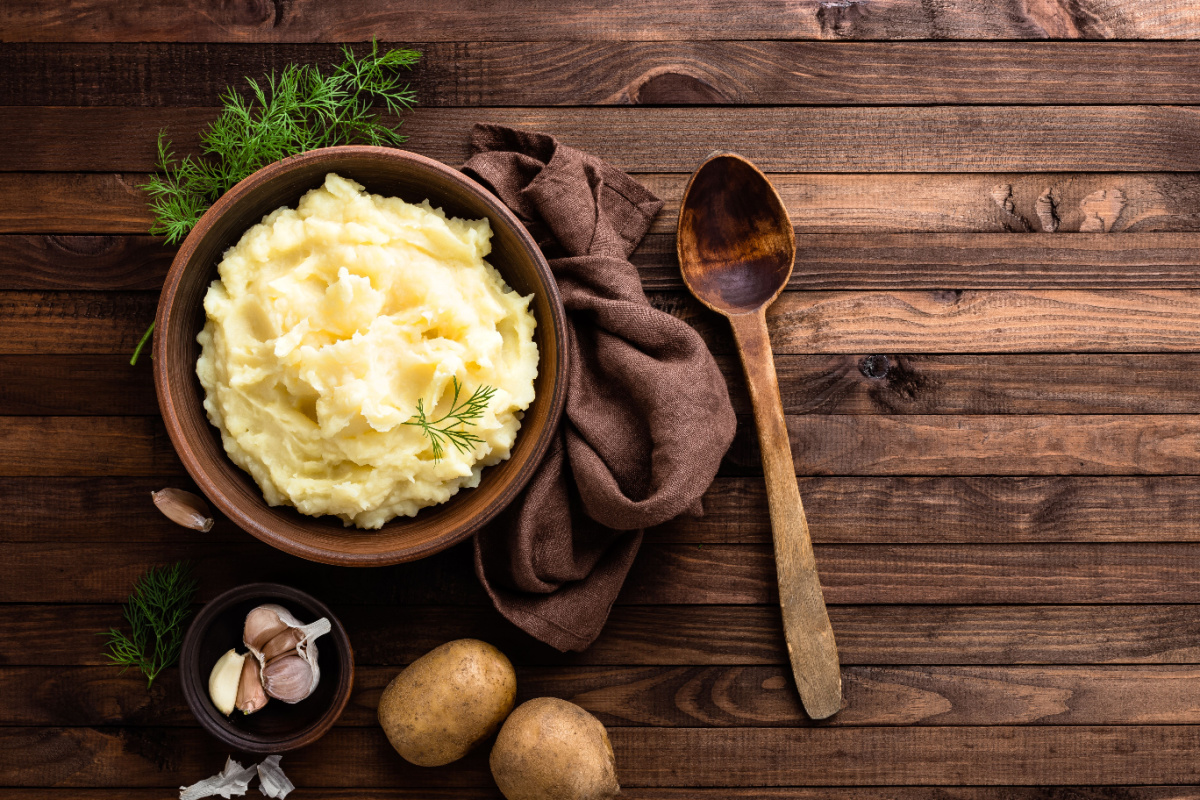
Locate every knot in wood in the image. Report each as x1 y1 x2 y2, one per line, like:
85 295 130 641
860 354 891 379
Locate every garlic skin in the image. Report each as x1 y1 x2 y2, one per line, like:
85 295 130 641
208 649 247 715
235 654 269 714
262 655 315 704
152 488 215 532
242 604 332 704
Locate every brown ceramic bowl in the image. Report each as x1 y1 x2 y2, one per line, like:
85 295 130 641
179 583 353 753
155 146 567 565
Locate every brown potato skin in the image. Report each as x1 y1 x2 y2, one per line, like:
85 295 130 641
490 697 620 800
378 638 516 767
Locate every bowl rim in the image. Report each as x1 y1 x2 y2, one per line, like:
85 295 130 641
179 582 355 753
154 145 569 565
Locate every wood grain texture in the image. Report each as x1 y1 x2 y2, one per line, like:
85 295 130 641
16 232 1200 292
13 475 1200 545
18 351 1200 417
757 415 1200 476
10 42 1200 107
6 0 1200 42
16 413 1200 478
26 289 1200 357
0 356 156 415
10 107 1200 174
15 172 1200 237
12 539 1200 605
12 664 1200 728
674 290 1200 355
15 604 1200 667
656 476 1200 544
4 725 1200 786
0 417 180 476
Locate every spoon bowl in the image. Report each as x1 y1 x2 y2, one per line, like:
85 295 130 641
677 152 795 314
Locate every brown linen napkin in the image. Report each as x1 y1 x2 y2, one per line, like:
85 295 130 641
465 124 737 651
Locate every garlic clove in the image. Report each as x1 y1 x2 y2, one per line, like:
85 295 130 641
244 605 292 652
262 654 315 703
208 648 247 716
235 654 269 714
261 627 303 663
152 488 214 532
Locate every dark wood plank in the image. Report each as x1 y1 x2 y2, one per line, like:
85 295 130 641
10 107 1200 174
12 664 1200 728
0 291 156 355
13 476 1200 545
0 356 156 415
10 42 1200 107
0 417 180 477
13 172 1200 236
16 604 1200 667
21 352 1200 417
681 290 1200 355
656 476 1200 544
13 539 1200 605
757 415 1200 476
22 289 1200 357
5 0 1200 42
15 233 1200 292
644 233 1200 290
16 413 1200 477
0 235 171 290
5 725 1200 787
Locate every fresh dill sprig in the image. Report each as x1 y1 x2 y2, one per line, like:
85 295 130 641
100 562 198 689
405 378 498 462
140 40 420 245
129 41 421 365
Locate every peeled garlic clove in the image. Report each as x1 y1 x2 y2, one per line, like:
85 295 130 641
235 654 268 715
262 654 315 703
208 648 246 716
261 627 303 663
244 605 292 652
152 488 214 532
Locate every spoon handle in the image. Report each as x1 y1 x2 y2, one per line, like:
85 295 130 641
729 309 842 720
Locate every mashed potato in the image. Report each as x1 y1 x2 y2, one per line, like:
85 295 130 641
196 173 538 528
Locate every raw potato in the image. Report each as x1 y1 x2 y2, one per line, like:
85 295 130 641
378 639 516 767
490 697 620 800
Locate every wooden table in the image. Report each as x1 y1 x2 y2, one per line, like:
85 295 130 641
7 2 1200 796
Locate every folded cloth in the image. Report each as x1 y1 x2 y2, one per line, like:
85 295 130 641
465 124 737 651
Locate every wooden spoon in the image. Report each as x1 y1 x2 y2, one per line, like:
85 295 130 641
677 151 842 720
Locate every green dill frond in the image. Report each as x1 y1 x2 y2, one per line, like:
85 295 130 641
100 561 198 689
404 378 497 463
138 40 421 247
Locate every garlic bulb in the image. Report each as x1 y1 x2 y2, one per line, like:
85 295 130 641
208 649 247 716
242 604 331 704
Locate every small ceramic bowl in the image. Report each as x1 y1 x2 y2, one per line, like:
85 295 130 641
180 583 354 753
154 146 568 566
